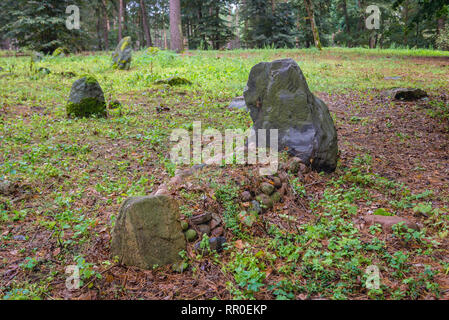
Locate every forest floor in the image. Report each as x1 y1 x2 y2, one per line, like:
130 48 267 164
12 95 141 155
0 48 448 300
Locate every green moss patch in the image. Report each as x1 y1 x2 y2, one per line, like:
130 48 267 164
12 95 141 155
66 97 106 118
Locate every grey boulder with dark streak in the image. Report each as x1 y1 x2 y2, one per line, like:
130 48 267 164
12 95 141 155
244 58 338 172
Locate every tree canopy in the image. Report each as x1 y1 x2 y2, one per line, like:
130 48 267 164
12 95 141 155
0 0 448 52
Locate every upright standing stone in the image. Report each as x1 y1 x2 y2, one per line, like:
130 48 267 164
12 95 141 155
244 58 338 172
52 47 69 57
112 36 133 70
111 195 186 269
66 76 107 118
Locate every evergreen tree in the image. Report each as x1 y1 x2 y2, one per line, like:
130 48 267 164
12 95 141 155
182 0 235 50
1 0 84 53
241 0 298 48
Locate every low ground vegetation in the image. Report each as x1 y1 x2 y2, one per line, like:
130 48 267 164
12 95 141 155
0 48 448 299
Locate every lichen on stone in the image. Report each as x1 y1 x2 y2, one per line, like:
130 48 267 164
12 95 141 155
112 37 132 70
52 47 69 57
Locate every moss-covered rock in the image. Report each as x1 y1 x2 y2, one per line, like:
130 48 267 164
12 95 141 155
185 229 197 242
155 77 192 86
260 182 275 195
256 194 274 209
66 76 107 118
244 58 339 172
52 47 70 57
108 100 122 109
38 67 51 75
180 220 189 231
112 37 132 70
271 191 281 204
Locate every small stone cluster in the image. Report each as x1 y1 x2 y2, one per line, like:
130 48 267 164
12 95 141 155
238 172 290 227
151 165 227 254
182 211 224 242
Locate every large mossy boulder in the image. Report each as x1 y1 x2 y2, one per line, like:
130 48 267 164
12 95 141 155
112 36 132 70
111 195 186 269
66 76 107 118
244 58 338 172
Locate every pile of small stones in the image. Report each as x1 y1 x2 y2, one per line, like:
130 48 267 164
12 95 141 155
240 157 309 211
151 164 227 253
184 212 227 253
182 211 224 241
181 211 227 254
150 157 310 252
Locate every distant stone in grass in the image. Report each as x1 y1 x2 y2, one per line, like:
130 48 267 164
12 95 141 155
108 100 122 109
363 215 419 232
32 52 44 62
384 88 428 101
52 47 70 57
66 76 107 118
228 96 248 111
0 66 3 72
112 36 132 70
111 195 186 269
384 76 402 81
60 71 76 78
244 58 339 172
155 77 192 86
38 67 51 75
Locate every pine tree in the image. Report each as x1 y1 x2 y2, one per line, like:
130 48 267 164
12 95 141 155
1 0 84 53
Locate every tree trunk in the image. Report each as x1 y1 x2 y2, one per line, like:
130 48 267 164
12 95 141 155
169 0 183 52
137 7 143 48
140 0 153 47
341 0 351 46
100 0 110 51
242 0 248 45
416 20 419 47
369 32 378 49
214 6 220 49
342 0 350 33
123 0 128 35
96 7 103 50
403 0 409 46
437 18 446 36
304 0 322 50
118 0 124 42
